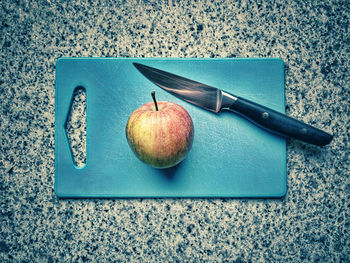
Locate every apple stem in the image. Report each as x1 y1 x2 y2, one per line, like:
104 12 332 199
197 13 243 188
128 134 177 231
151 91 159 111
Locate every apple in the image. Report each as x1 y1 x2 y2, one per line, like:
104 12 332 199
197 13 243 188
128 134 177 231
126 91 194 169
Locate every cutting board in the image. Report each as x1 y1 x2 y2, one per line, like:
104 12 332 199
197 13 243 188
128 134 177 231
55 58 286 198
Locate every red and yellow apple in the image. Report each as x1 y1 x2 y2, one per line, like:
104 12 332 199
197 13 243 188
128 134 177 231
126 91 194 169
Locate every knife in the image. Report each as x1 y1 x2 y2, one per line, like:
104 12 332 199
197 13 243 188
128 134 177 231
133 62 333 146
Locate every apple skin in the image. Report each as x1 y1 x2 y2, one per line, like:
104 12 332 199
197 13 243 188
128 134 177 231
126 101 194 169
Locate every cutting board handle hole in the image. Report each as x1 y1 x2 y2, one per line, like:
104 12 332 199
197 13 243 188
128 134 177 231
64 86 87 168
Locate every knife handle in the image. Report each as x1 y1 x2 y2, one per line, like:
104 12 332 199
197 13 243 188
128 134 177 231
228 97 333 146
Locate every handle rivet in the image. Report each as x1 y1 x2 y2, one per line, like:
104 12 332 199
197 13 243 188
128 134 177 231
262 112 269 119
300 128 307 134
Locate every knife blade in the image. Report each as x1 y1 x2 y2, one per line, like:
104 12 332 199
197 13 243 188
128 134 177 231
133 62 333 146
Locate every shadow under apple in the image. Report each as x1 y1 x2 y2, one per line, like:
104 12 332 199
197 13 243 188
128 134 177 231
154 159 185 180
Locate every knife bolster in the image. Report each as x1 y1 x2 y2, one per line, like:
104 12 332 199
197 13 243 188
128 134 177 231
220 91 238 111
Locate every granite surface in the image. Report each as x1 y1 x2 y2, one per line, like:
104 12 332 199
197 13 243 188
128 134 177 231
1 0 349 262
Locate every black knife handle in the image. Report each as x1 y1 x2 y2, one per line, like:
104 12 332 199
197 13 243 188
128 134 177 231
228 97 333 146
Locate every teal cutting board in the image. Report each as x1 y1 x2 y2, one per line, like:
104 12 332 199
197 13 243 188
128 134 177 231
55 58 286 198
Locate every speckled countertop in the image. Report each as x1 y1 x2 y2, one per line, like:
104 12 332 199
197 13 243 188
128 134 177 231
1 0 349 262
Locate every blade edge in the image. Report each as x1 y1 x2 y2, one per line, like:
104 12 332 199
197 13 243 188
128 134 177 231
133 63 223 113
